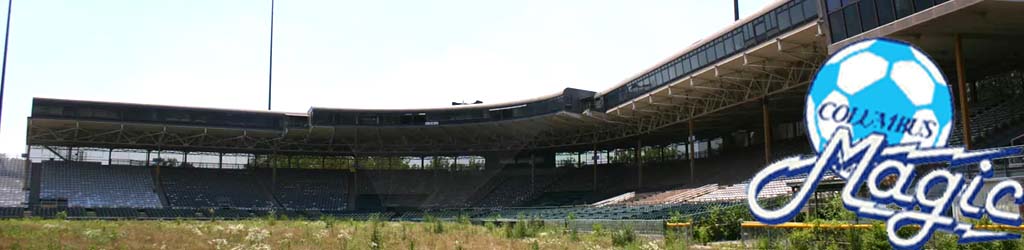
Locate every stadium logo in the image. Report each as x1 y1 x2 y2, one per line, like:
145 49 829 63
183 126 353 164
746 38 1024 249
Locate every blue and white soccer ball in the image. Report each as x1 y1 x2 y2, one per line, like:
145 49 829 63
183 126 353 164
805 38 954 154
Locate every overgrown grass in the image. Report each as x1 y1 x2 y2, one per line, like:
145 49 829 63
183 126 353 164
0 217 673 249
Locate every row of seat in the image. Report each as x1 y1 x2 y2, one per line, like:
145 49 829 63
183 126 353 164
949 72 1024 146
259 169 349 210
160 168 277 209
0 159 26 207
39 162 162 208
0 206 392 220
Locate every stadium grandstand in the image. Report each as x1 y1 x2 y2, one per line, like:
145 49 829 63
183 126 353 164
1 0 1023 224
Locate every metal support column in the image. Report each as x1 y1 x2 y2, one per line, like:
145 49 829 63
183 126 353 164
763 98 773 165
348 166 358 211
592 145 598 191
688 119 695 184
22 145 29 190
659 146 665 162
636 139 642 190
218 153 223 169
954 34 973 149
107 148 113 165
145 150 151 167
154 150 161 184
530 154 536 193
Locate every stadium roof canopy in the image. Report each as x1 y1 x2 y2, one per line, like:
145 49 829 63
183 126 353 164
28 88 609 156
26 0 827 156
33 0 1021 156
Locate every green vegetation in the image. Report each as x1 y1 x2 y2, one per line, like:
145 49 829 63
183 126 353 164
0 217 672 249
742 195 1024 250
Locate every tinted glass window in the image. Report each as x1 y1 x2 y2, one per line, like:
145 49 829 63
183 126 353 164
789 5 805 28
724 36 736 54
733 32 744 51
754 18 765 37
674 61 684 76
715 41 725 60
843 4 862 37
668 63 677 79
803 0 819 20
743 24 754 40
697 50 706 66
894 0 914 18
827 0 843 12
860 0 879 31
914 0 933 11
829 12 847 42
876 0 896 24
684 57 693 73
778 8 792 30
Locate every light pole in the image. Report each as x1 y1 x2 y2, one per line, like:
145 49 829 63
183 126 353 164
267 0 275 110
0 0 13 131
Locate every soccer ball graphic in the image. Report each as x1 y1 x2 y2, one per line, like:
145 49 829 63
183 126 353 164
805 38 953 155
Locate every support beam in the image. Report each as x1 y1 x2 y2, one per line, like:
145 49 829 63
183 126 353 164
218 153 224 169
762 98 773 165
107 148 113 165
145 150 151 167
42 146 69 162
954 34 973 149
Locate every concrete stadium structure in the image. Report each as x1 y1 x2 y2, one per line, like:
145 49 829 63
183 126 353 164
4 0 1024 220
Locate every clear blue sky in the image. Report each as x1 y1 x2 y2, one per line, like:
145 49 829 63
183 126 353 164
0 0 773 156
